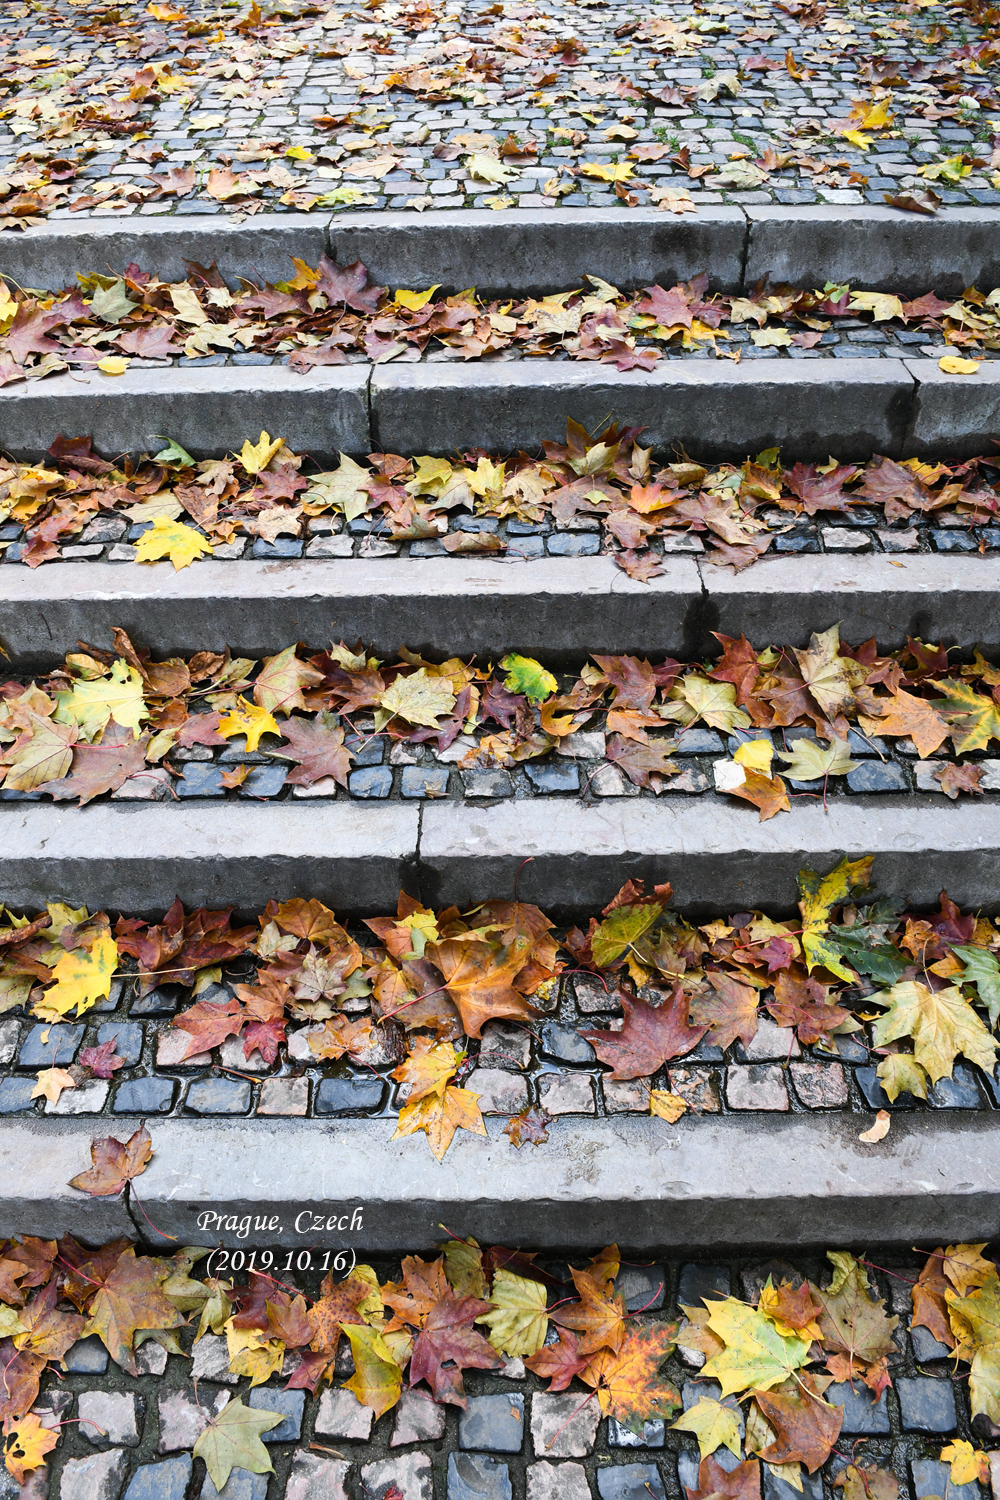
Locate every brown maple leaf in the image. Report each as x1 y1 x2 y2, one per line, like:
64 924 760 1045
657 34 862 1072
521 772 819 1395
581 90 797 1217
934 762 984 799
726 768 792 822
504 1104 553 1148
0 1343 46 1424
408 1288 500 1406
524 1326 589 1389
581 989 706 1080
910 1249 954 1349
691 971 759 1050
766 970 850 1046
428 936 539 1038
383 1255 451 1330
272 712 352 788
551 1269 627 1355
80 1039 125 1079
41 724 149 805
584 1318 681 1431
862 688 949 758
616 549 664 582
173 994 244 1059
82 1247 184 1375
69 1125 153 1198
754 1377 843 1472
605 732 679 789
684 1456 761 1500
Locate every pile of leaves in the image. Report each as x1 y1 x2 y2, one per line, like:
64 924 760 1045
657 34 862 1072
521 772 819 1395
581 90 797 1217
3 1221 1000 1495
3 626 1000 811
7 854 1000 1140
3 259 1000 391
5 420 1000 578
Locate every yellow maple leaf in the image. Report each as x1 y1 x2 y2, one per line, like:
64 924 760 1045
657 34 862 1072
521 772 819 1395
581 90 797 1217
392 1085 487 1161
97 356 129 376
147 1 185 15
734 739 774 774
579 161 634 182
476 1269 549 1356
392 1038 460 1103
941 1441 990 1486
225 1320 284 1385
465 152 515 184
395 285 441 311
842 130 872 150
31 1067 77 1104
650 1090 688 1123
940 355 980 375
341 1323 403 1417
3 1413 58 1483
217 700 281 753
285 145 314 161
855 98 893 128
57 659 147 739
35 930 119 1021
670 1396 742 1460
238 432 285 474
377 669 457 730
134 518 214 570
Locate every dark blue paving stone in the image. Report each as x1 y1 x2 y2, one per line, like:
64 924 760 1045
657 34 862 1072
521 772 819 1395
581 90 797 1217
932 530 977 553
831 1035 869 1064
131 984 182 1018
448 1453 512 1500
200 1471 269 1500
774 533 820 553
911 1324 952 1360
218 739 270 764
978 1064 1000 1107
898 1375 957 1432
855 1066 916 1110
978 528 1000 549
252 537 303 559
185 1078 252 1115
128 521 154 540
507 520 549 535
19 1023 83 1067
96 1022 143 1067
248 1387 304 1441
546 533 600 556
686 1039 725 1062
524 760 580 793
455 516 499 532
115 1077 176 1113
316 1076 385 1113
674 729 725 754
401 766 450 798
0 1077 38 1113
411 540 446 557
608 1417 665 1447
928 1063 979 1108
764 1466 823 1500
461 769 514 798
506 534 545 558
0 786 43 800
598 1463 667 1500
239 765 288 798
175 762 226 797
912 1459 979 1500
64 1335 110 1374
123 1455 192 1500
349 766 392 798
847 760 907 793
827 1381 890 1433
678 1263 729 1307
458 1393 524 1452
345 733 384 767
540 1023 595 1065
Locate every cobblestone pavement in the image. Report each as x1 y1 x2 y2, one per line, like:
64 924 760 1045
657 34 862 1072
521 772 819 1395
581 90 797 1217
2 956 998 1122
3 0 1000 222
2 1243 995 1499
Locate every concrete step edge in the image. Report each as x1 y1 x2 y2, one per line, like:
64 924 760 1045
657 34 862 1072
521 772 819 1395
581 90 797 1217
0 358 992 463
1 1112 996 1252
2 798 998 918
6 205 1000 297
1 553 997 668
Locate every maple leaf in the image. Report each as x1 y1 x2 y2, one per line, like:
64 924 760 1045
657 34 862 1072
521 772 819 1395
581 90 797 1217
476 1270 549 1356
34 929 118 1023
792 625 856 719
2 712 77 792
378 669 456 729
798 857 873 982
870 980 997 1082
428 936 538 1038
835 1465 899 1500
0 1342 46 1426
59 660 147 740
551 1269 627 1356
30 1068 76 1104
591 898 668 968
702 1299 812 1396
217 699 281 753
500 654 557 705
392 1085 487 1161
83 1247 184 1374
174 994 245 1059
754 1379 843 1472
671 1396 742 1460
675 676 752 733
582 989 706 1080
606 733 680 789
776 736 859 782
253 645 325 716
42 723 149 806
651 1090 688 1122
134 517 214 569
272 712 351 787
341 1323 404 1417
911 1249 954 1349
69 1125 153 1198
941 1441 991 1486
860 688 949 757
3 1412 57 1483
758 1280 823 1339
930 679 1000 754
725 766 792 822
13 1280 85 1360
766 971 850 1047
684 1456 761 1500
691 971 759 1050
584 1319 681 1432
193 1397 282 1492
876 1053 928 1102
810 1253 897 1377
383 1255 451 1330
934 763 984 799
504 1104 553 1148
409 1288 500 1405
392 1036 460 1102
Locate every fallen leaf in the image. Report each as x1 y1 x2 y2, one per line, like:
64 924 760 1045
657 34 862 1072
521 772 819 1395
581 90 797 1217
193 1397 282 1492
134 518 214 569
859 1110 890 1142
581 989 706 1080
69 1125 153 1197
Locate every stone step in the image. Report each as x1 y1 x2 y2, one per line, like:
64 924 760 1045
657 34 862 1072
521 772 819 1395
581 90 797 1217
5 205 1000 297
1 1111 997 1252
2 798 997 919
1 553 996 668
0 358 993 464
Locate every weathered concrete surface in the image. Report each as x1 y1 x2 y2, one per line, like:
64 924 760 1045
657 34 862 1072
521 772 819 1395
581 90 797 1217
745 205 1000 295
4 1113 1000 1252
0 215 330 292
0 365 371 462
905 357 1000 458
330 206 748 295
0 802 419 917
418 799 1000 917
700 552 1000 649
0 555 704 667
372 360 915 462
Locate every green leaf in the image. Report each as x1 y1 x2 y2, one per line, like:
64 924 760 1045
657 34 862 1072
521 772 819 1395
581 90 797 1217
870 980 998 1083
152 436 196 469
500 654 557 705
827 932 909 986
798 857 873 982
89 277 137 324
702 1298 812 1396
775 736 859 782
476 1269 549 1356
952 944 1000 1027
192 1397 281 1492
591 903 665 968
876 1053 928 1102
